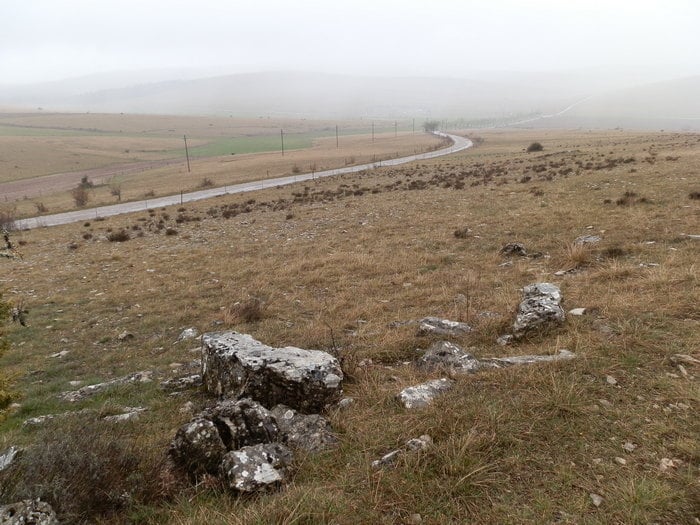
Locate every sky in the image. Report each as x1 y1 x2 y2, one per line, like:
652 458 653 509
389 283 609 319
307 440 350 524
2 0 699 85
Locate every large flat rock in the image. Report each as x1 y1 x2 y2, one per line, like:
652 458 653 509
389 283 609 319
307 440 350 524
202 332 343 413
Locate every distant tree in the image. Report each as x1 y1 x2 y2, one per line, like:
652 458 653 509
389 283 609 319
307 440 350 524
527 142 544 152
71 185 90 208
423 120 440 133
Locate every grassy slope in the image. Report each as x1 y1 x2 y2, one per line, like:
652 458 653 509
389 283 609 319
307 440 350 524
0 129 698 524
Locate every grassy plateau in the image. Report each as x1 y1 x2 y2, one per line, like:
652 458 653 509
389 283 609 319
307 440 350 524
0 127 698 524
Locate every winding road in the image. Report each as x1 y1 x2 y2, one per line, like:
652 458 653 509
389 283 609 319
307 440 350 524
15 132 472 230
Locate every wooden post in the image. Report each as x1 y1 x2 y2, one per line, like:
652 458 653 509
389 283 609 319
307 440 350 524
280 129 285 156
336 125 339 148
183 135 191 173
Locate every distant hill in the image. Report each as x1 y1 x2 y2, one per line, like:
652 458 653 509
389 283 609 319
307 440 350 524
1 70 698 129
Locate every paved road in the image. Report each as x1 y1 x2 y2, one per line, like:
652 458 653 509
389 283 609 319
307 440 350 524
15 132 472 230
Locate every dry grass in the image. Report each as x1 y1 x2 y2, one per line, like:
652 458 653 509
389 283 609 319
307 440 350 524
0 128 698 524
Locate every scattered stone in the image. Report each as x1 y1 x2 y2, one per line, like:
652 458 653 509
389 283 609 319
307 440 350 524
180 401 195 414
338 397 355 409
270 405 337 452
409 513 423 524
160 374 202 392
219 443 293 493
371 449 404 469
397 378 453 409
677 364 689 378
671 354 700 366
58 370 152 402
483 349 575 367
598 399 613 408
68 380 82 387
589 493 604 507
117 331 134 341
417 317 472 337
605 375 618 386
0 446 21 472
614 457 627 465
372 435 433 469
22 408 95 428
659 457 683 473
201 332 343 413
622 442 637 453
512 283 565 338
103 406 146 422
0 499 59 525
49 350 69 358
176 327 199 343
568 308 587 316
574 235 602 245
500 242 528 256
496 334 514 346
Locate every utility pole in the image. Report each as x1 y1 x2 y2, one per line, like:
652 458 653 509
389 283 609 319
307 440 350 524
394 121 397 137
280 129 285 156
183 135 191 173
335 125 339 148
371 122 374 143
412 118 415 134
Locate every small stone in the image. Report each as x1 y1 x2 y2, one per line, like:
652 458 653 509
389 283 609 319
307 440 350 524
590 493 604 507
605 375 618 386
396 378 453 409
592 458 603 465
176 327 199 343
622 442 637 453
405 435 432 451
371 449 403 469
614 457 627 465
598 399 613 407
409 513 423 524
417 317 472 336
670 354 700 366
659 457 682 472
117 331 134 341
677 364 688 377
574 235 601 245
179 401 195 414
49 350 69 358
500 242 527 256
496 334 514 346
568 308 587 316
338 397 355 409
0 447 21 472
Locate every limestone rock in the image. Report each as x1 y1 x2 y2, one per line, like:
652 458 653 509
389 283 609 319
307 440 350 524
200 398 279 450
0 446 20 473
271 405 337 452
58 371 152 402
170 417 227 476
160 374 202 392
371 435 433 469
417 341 482 372
219 443 293 493
512 283 565 337
397 378 453 409
201 332 343 413
500 242 527 256
103 406 146 422
483 349 575 367
574 235 601 245
0 499 59 525
417 317 472 337
176 327 199 343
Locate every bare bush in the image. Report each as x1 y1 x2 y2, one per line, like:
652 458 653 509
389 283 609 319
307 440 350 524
526 142 544 152
71 185 89 208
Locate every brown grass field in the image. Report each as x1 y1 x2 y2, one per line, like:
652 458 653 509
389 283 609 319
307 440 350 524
0 128 698 524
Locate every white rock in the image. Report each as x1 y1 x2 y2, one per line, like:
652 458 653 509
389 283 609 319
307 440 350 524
605 375 618 386
590 493 604 507
568 308 587 316
396 378 453 409
614 457 627 465
622 442 637 453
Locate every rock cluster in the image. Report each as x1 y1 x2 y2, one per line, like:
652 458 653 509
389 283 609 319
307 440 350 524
170 332 342 493
0 499 59 525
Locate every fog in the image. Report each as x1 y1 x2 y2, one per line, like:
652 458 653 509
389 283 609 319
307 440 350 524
2 0 699 127
3 0 699 84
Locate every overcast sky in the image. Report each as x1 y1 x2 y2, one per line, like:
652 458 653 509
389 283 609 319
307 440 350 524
2 0 699 85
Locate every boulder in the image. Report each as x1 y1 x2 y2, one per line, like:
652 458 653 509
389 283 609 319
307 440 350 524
417 341 482 372
219 443 293 493
512 283 565 337
397 378 454 409
201 332 343 413
0 499 59 525
417 317 472 337
271 405 337 452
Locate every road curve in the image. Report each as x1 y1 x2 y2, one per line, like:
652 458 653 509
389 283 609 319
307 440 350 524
15 132 472 230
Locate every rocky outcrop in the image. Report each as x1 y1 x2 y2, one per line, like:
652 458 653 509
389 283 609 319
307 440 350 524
0 499 59 525
201 332 343 413
58 371 152 402
220 443 293 493
512 283 565 337
418 341 575 375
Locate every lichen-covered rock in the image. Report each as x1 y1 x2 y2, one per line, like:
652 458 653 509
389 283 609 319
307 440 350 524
161 374 202 392
0 446 20 473
417 317 472 337
512 283 565 337
417 341 482 372
202 332 343 413
200 398 279 450
397 378 454 409
219 443 293 493
0 499 59 525
169 417 227 476
271 405 337 452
